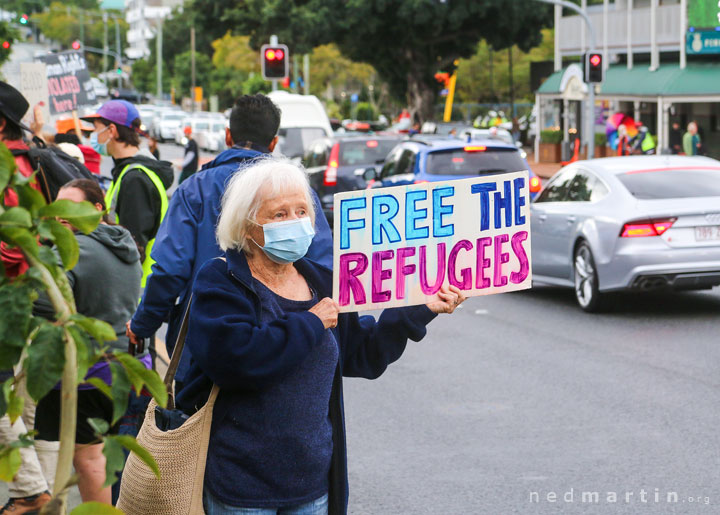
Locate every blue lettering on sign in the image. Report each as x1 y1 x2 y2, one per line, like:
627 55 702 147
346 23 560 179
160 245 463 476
513 177 526 226
432 186 455 237
372 194 401 245
405 190 429 240
339 197 366 250
470 183 497 231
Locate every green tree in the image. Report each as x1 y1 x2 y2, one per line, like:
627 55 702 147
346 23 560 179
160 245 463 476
131 57 171 95
0 22 21 70
172 51 212 100
189 0 552 123
0 144 165 514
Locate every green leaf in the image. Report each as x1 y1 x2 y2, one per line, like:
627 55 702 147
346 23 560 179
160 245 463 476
101 434 126 487
68 326 92 382
0 447 21 482
38 219 79 269
7 389 24 425
0 283 33 369
15 183 47 216
0 226 38 259
115 352 167 408
113 434 160 479
0 378 9 419
0 207 32 228
85 378 112 401
71 314 117 343
109 362 131 425
39 199 101 235
87 417 109 436
70 502 125 515
0 142 16 193
24 324 66 402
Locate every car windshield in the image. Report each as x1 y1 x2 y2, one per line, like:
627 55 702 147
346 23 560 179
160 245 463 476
339 140 399 166
163 114 183 121
425 147 527 176
212 123 225 131
617 169 720 199
195 122 210 130
278 128 328 158
468 130 514 145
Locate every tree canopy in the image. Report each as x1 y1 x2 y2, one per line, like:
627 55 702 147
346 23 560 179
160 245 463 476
189 0 552 122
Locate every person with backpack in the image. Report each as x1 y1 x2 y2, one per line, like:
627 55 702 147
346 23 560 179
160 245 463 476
126 94 333 392
81 100 174 288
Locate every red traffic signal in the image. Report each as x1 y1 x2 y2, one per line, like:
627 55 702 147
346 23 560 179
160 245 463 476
72 40 81 50
261 44 289 80
1 41 10 50
584 52 603 83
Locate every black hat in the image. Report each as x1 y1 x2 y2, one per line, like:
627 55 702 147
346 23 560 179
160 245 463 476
0 81 31 132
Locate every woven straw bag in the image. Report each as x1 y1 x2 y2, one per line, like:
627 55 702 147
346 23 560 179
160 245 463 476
117 296 219 514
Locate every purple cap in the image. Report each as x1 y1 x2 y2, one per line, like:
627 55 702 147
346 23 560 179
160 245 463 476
81 100 139 128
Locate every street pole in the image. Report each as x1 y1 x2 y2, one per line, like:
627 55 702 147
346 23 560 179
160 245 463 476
293 53 299 92
156 18 163 100
508 47 515 118
270 34 278 92
102 12 108 85
303 54 310 95
79 11 84 49
191 26 196 110
115 17 122 89
536 0 596 159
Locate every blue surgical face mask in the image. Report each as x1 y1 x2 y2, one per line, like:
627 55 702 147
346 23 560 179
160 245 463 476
90 126 110 156
251 217 315 264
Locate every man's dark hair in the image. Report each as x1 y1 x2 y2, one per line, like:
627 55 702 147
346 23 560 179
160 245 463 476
55 132 81 145
98 117 141 147
229 94 281 147
0 114 23 141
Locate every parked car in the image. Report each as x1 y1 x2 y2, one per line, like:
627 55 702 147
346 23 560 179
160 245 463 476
174 116 212 146
304 135 403 224
366 138 541 198
90 77 109 99
461 127 527 158
197 120 228 152
136 104 158 134
268 91 333 160
153 109 186 142
530 155 720 311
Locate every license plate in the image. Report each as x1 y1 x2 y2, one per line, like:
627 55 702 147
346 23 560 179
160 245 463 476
694 225 720 241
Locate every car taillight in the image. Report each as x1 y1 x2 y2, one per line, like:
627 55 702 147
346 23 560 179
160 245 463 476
529 176 541 193
621 218 676 237
414 180 429 184
324 143 340 186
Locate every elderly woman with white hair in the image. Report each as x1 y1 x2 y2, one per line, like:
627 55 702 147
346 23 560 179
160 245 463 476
176 158 465 515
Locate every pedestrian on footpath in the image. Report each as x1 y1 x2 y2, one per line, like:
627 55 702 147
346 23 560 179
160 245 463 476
81 100 174 289
33 179 145 506
179 125 199 184
126 94 333 393
616 124 630 156
176 158 466 515
669 121 682 154
683 121 701 156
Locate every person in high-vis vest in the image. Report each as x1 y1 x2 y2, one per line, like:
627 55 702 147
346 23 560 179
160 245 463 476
81 100 174 288
631 126 656 155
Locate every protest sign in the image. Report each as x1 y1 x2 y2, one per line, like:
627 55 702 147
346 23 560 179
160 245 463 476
19 62 50 127
332 172 532 312
36 51 96 115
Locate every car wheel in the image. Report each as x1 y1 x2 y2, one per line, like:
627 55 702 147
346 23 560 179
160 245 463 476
573 242 603 312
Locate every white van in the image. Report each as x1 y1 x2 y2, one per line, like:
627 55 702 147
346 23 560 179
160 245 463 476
267 91 333 160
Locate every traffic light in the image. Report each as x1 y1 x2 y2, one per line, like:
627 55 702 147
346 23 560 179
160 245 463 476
1 41 10 50
19 14 28 25
72 40 81 51
584 52 603 83
116 67 122 75
261 44 289 80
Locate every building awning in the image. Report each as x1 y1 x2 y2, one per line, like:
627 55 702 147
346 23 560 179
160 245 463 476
537 63 720 97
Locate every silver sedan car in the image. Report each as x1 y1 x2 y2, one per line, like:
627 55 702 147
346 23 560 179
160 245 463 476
530 155 720 311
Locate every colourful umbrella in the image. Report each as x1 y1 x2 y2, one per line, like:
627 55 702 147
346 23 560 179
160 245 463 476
606 113 638 150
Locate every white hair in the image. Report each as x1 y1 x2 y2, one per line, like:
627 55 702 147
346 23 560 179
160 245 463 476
216 157 316 253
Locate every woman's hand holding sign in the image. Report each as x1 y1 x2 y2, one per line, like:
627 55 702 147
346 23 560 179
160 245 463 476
426 285 466 314
310 297 340 329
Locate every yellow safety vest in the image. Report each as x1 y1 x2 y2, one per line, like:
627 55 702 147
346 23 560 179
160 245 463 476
104 163 169 288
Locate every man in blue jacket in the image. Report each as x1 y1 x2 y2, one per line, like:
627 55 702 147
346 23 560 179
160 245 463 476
127 94 333 388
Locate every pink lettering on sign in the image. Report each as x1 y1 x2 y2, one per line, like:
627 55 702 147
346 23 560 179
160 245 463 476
419 243 446 295
493 234 510 287
371 250 394 303
510 231 530 284
395 247 416 300
475 237 492 289
338 253 368 306
448 240 473 290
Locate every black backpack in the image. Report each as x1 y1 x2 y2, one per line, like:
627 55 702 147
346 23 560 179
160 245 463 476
11 138 98 202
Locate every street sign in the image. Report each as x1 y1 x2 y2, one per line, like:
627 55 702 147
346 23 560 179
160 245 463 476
687 30 720 54
332 173 532 312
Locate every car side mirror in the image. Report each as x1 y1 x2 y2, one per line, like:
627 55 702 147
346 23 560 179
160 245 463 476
363 167 378 181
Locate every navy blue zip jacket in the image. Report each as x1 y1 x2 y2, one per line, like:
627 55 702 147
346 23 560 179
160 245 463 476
176 249 437 515
129 146 333 383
